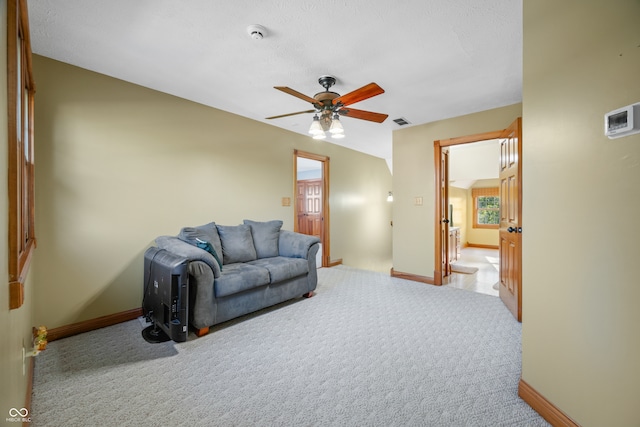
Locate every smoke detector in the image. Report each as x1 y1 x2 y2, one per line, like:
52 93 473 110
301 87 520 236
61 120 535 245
246 24 267 40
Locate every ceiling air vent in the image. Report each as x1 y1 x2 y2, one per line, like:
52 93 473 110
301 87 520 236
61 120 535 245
393 117 411 126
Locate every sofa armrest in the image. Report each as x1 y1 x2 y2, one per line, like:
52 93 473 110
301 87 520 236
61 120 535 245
187 260 217 329
155 236 221 278
278 230 321 259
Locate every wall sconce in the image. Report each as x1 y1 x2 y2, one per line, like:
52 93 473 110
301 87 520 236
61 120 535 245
387 191 393 202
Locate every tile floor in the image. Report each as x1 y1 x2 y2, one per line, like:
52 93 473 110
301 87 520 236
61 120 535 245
443 247 499 297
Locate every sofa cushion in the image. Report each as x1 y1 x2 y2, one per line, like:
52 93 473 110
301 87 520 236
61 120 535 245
247 257 309 284
243 219 283 259
178 222 223 261
217 224 257 264
214 263 270 298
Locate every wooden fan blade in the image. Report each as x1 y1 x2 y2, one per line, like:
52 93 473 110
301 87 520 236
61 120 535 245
266 110 316 120
333 83 385 106
339 108 388 123
274 86 321 106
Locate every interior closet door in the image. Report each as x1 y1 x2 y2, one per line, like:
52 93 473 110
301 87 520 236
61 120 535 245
296 179 322 238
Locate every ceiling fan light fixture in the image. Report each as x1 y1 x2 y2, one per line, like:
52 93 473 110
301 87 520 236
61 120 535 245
308 115 324 136
270 77 386 142
329 114 344 135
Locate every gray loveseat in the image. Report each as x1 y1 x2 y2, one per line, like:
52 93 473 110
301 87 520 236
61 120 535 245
152 220 320 336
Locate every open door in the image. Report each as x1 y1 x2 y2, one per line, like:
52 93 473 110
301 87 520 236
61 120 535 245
498 118 522 321
439 148 451 277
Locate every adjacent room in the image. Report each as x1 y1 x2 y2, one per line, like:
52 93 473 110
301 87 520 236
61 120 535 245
444 139 501 296
1 1 638 426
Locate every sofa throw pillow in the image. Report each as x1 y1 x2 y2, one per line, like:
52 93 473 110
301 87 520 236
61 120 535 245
217 224 258 264
178 222 223 259
243 219 283 259
195 238 223 271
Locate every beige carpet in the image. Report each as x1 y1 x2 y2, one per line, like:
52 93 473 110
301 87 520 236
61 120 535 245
31 266 549 427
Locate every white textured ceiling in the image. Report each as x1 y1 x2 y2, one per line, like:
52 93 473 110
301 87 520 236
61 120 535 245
27 0 522 161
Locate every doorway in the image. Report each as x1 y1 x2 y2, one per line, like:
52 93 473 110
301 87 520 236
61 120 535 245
294 150 330 267
446 139 501 297
434 119 522 321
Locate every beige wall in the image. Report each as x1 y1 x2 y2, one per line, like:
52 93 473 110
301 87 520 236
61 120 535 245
32 55 392 329
0 1 37 421
522 1 640 425
392 103 522 278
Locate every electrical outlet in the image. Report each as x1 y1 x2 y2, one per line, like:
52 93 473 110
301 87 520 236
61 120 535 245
415 197 423 206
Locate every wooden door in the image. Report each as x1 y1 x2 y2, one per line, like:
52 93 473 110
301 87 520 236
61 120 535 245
498 118 522 321
296 179 322 239
440 148 451 276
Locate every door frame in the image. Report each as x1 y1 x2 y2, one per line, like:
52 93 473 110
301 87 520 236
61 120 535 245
293 149 330 267
433 129 505 285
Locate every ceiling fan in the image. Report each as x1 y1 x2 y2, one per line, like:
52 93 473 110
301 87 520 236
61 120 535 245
266 76 388 139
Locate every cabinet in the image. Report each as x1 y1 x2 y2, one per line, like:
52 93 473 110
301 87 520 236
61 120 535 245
449 227 461 263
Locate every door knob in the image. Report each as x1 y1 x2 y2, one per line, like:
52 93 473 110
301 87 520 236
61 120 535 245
508 227 516 233
443 219 450 224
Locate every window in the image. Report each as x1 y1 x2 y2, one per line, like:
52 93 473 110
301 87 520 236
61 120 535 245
472 187 499 229
8 0 36 309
